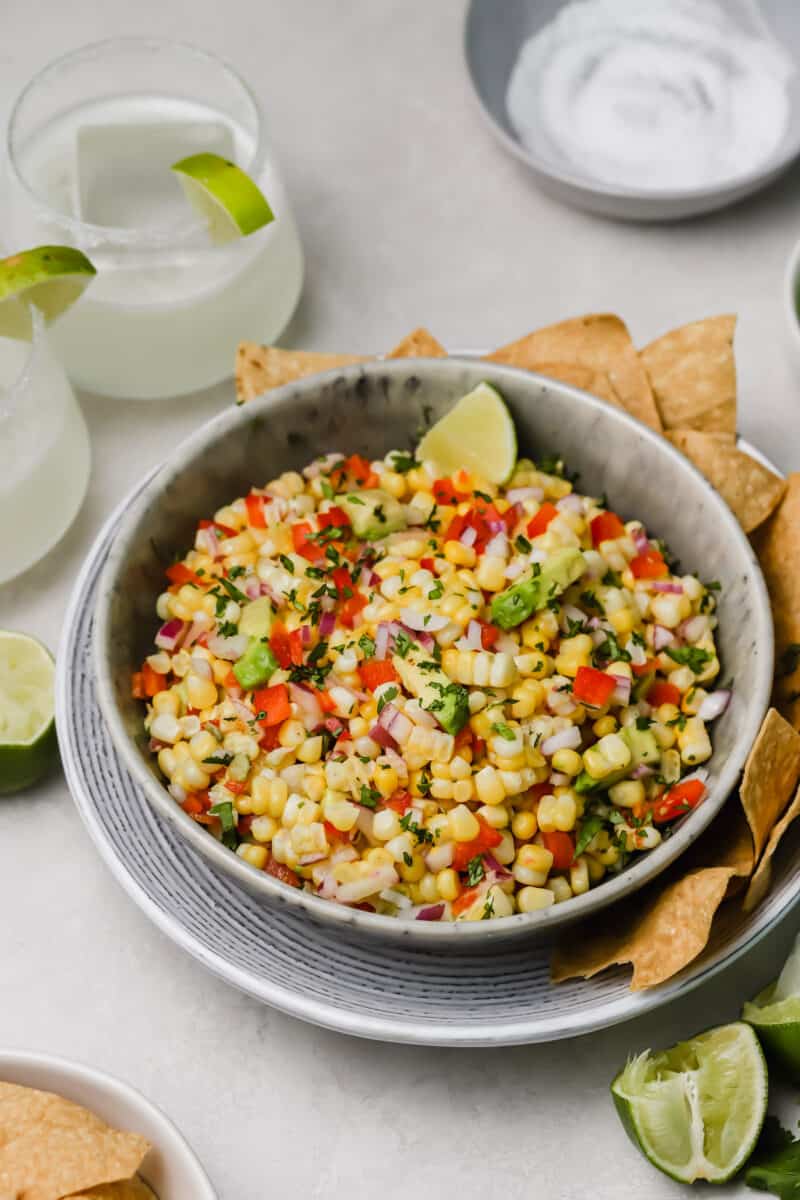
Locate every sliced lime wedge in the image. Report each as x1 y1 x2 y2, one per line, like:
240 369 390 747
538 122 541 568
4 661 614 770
744 932 800 1080
0 246 96 339
171 152 275 245
611 1023 767 1183
417 381 517 484
0 631 58 795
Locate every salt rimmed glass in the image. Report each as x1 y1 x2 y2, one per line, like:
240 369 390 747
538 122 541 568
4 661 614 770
0 307 90 583
3 38 304 400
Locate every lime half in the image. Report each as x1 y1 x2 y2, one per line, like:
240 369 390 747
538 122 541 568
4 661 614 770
0 631 58 795
417 381 517 483
744 932 800 1079
171 153 275 245
0 245 96 339
611 1023 768 1184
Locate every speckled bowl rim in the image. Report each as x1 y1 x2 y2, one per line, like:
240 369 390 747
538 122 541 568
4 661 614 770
94 357 773 946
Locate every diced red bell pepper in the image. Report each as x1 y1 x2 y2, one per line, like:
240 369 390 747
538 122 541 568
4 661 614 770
526 502 559 538
225 780 248 795
331 453 378 490
384 790 413 813
451 885 481 916
651 778 706 824
433 478 468 505
472 735 486 761
245 493 267 529
339 592 367 628
454 727 473 751
451 816 503 872
590 511 626 546
140 662 168 697
291 521 325 563
572 665 616 708
253 682 291 727
165 561 206 588
444 512 467 542
527 782 552 805
265 856 302 887
647 680 682 708
332 565 354 599
631 659 657 677
269 622 293 669
131 671 146 700
630 550 668 579
318 505 352 531
258 724 282 751
358 660 399 691
311 686 336 713
198 517 238 538
181 791 211 816
541 830 575 870
420 556 436 571
479 621 500 650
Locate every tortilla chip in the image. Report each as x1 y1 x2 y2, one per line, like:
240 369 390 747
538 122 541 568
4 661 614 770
740 708 800 861
235 343 367 404
386 328 446 358
551 867 736 990
486 314 662 431
683 800 755 879
523 361 621 409
0 1083 148 1200
744 781 800 913
666 429 786 533
752 475 800 729
640 315 737 434
66 1177 157 1199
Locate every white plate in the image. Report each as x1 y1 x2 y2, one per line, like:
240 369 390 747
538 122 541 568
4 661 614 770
56 464 800 1047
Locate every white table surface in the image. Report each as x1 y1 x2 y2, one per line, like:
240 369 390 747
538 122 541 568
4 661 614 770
3 3 800 1197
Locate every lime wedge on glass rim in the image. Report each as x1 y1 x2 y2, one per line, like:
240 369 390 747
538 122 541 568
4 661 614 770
743 931 800 1080
0 631 58 795
171 152 275 245
417 381 517 484
611 1023 767 1184
0 245 96 339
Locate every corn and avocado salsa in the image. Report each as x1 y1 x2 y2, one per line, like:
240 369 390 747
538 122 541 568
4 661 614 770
133 400 727 922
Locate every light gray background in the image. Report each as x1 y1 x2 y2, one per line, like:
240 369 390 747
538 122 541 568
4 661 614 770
2 3 800 1197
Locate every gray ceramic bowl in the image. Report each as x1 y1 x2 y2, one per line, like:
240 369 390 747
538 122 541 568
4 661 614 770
94 358 772 947
464 0 800 221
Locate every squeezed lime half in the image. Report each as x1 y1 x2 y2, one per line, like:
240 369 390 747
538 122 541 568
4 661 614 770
611 1022 768 1183
0 631 58 795
417 381 517 484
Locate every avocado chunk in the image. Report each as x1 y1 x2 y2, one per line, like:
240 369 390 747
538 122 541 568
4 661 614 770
574 724 660 793
392 651 469 736
238 596 274 639
233 638 278 690
491 546 586 629
339 489 407 540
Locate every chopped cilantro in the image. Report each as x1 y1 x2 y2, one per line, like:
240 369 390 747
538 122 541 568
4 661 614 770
377 686 398 714
666 646 713 674
492 722 516 741
515 534 532 554
279 554 295 574
481 893 495 920
320 478 334 500
203 753 233 766
389 451 416 474
358 785 381 810
602 569 622 587
218 576 247 604
399 811 433 844
466 855 486 886
579 590 602 613
574 814 605 858
394 630 415 658
358 633 376 658
592 630 631 666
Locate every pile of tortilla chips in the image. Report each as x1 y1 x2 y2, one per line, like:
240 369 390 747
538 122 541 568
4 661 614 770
0 1081 155 1200
235 313 800 991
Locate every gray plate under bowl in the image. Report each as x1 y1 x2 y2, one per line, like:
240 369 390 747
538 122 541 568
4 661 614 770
464 0 800 221
94 357 772 948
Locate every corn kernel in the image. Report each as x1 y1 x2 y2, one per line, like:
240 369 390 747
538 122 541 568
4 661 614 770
448 804 481 842
250 815 278 843
511 810 537 840
444 541 476 568
474 765 505 806
592 715 618 738
551 747 582 777
517 886 555 913
549 876 573 903
237 844 268 870
570 856 590 895
436 868 461 901
608 779 645 809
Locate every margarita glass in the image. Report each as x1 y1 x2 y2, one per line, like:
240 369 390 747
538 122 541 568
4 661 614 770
3 38 304 400
0 307 90 583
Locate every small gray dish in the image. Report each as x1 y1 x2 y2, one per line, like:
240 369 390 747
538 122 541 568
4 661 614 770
464 0 800 221
94 357 772 948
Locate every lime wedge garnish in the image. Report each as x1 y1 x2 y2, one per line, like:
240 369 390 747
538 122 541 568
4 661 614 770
611 1023 767 1183
0 631 58 795
743 932 800 1080
417 381 517 484
171 152 275 245
0 245 96 339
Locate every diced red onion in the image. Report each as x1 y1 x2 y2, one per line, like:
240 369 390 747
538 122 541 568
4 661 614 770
401 622 434 651
290 683 323 730
562 604 587 630
374 622 392 660
416 903 445 922
303 452 344 479
168 782 187 804
190 654 213 679
259 581 282 605
319 611 336 637
299 852 328 865
651 581 683 594
336 865 398 904
556 493 583 514
207 633 249 660
243 576 261 600
155 618 186 652
383 747 409 784
195 528 220 559
380 887 413 909
495 632 518 653
549 772 570 788
625 637 648 666
632 526 650 554
677 615 709 643
317 871 338 900
506 486 543 504
377 702 413 746
541 725 582 755
181 614 212 648
505 559 527 581
483 853 513 881
300 624 312 647
632 763 655 779
610 674 632 705
401 607 448 632
459 525 477 548
369 722 399 750
369 570 381 587
324 716 346 736
148 737 165 753
320 594 336 612
653 625 675 652
485 531 509 558
587 615 602 630
465 620 484 651
486 518 506 535
230 698 253 723
697 690 731 721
